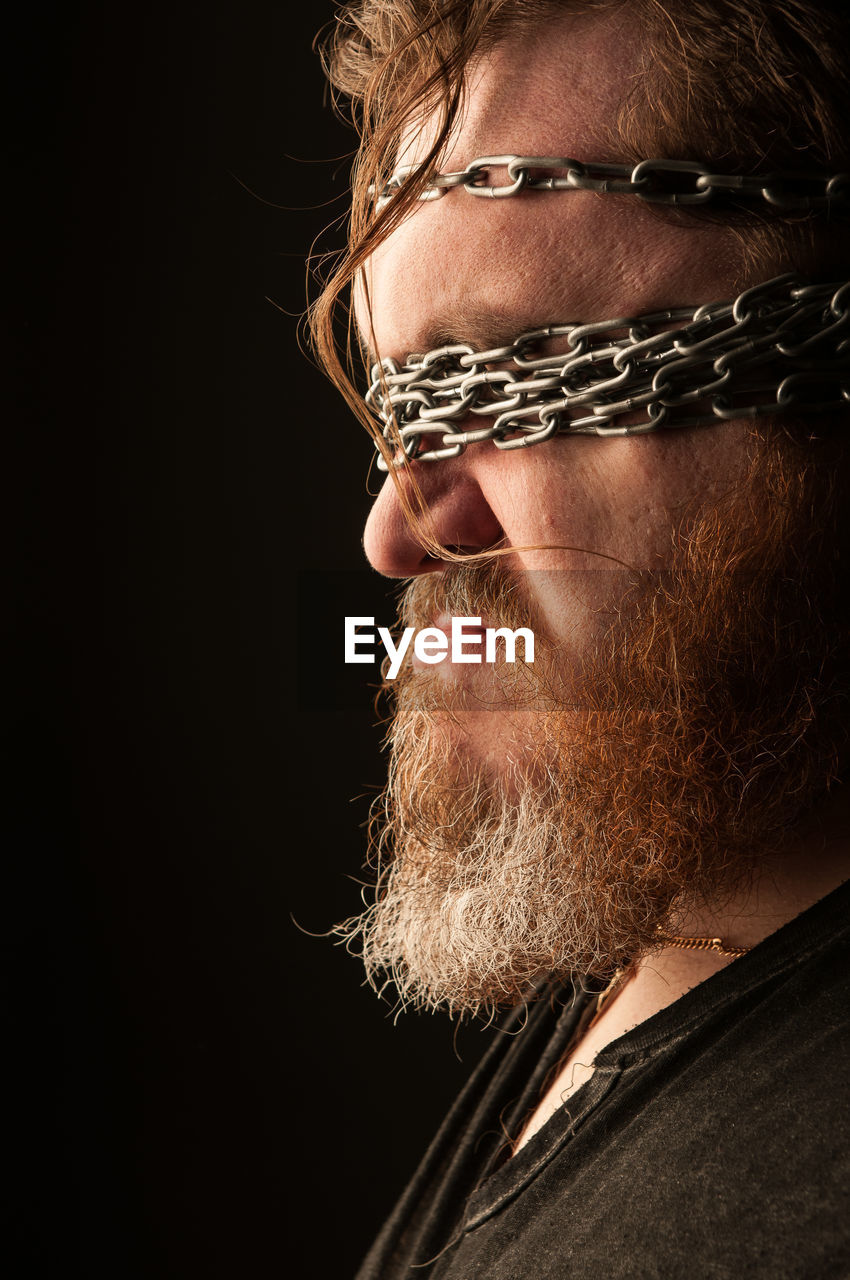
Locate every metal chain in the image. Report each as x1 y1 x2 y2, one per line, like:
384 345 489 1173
655 928 751 957
371 155 850 211
365 275 849 467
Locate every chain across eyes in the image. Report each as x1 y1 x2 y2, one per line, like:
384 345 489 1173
364 276 850 468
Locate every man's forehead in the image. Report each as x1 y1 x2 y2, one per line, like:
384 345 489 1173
396 9 638 177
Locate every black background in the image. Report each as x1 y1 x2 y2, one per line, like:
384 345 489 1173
14 4 490 1276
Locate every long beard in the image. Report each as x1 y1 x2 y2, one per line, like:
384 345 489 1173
335 429 848 1019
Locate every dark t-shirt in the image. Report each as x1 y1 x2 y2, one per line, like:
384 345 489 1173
356 881 850 1279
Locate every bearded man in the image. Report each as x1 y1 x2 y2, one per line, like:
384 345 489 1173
310 1 850 1275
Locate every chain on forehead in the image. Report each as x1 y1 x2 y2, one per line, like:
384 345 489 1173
370 155 850 210
365 276 849 468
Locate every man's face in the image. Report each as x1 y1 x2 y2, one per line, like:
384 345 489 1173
341 12 835 1015
357 12 758 765
361 14 753 575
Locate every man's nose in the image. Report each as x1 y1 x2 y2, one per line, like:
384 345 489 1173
363 453 504 577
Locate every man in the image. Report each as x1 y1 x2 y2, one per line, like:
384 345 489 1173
310 1 849 1274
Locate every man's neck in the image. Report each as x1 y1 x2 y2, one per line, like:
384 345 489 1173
673 782 850 953
511 787 850 1156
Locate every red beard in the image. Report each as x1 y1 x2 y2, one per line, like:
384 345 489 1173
335 426 849 1017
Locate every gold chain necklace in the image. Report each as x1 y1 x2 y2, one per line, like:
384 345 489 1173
655 928 752 958
593 930 752 1021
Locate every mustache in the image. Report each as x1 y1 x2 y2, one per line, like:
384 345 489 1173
398 563 552 641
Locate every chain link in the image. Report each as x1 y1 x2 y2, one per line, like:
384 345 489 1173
365 276 849 467
371 155 850 210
